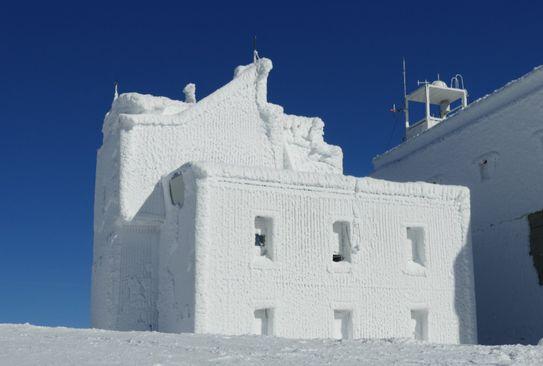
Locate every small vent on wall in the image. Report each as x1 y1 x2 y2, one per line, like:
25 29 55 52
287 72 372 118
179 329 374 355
473 152 499 182
411 308 429 341
333 310 352 340
254 309 272 335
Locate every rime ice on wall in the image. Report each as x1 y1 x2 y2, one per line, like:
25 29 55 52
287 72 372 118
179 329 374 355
161 162 476 343
92 58 343 332
372 65 543 344
92 57 474 343
281 114 343 173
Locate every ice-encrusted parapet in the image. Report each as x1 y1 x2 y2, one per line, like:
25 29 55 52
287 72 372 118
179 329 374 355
102 57 341 175
103 93 192 139
93 58 347 332
281 114 342 173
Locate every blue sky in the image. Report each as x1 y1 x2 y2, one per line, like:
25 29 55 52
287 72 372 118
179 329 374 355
1 0 542 328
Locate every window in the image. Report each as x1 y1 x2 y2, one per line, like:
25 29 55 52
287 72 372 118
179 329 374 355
333 310 352 340
528 210 543 285
411 309 428 341
253 309 272 335
169 173 185 206
254 216 273 259
407 227 426 266
332 221 351 262
479 159 490 181
474 152 499 182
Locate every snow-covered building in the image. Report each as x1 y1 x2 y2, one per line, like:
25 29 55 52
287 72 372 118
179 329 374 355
92 57 477 343
373 66 543 345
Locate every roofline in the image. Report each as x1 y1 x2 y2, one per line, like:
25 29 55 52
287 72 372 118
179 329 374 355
104 58 273 134
172 161 469 204
373 65 543 171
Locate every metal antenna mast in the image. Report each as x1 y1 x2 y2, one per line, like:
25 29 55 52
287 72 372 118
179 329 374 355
403 58 409 129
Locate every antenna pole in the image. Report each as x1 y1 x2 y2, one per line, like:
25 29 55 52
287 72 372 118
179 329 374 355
403 58 409 129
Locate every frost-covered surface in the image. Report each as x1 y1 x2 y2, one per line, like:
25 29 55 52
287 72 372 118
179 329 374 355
155 162 476 343
2 324 543 366
373 65 543 169
92 58 475 343
281 113 343 172
92 58 342 332
372 66 543 344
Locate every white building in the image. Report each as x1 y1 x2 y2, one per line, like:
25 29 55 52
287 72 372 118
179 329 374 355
92 57 477 343
373 66 543 344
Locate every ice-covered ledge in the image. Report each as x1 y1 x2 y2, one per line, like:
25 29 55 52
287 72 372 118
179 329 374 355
177 161 469 204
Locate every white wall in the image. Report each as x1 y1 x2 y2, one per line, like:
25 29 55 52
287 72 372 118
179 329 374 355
156 170 198 333
92 58 342 332
372 70 543 344
165 163 476 344
91 128 122 329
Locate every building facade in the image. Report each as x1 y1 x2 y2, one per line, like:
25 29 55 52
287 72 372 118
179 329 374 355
92 57 476 343
373 66 543 344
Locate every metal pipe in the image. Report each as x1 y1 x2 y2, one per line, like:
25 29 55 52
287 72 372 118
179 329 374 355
403 58 409 129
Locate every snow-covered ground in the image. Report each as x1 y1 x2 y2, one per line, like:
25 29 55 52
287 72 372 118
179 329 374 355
1 324 543 365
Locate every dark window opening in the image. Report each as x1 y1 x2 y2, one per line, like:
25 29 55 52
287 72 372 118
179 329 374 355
529 210 543 285
332 254 344 262
254 216 272 259
255 234 266 247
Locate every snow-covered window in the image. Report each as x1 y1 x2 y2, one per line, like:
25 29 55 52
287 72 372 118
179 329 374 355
169 173 185 206
332 221 351 262
407 227 426 267
254 216 273 259
411 308 428 341
333 310 352 340
253 309 272 335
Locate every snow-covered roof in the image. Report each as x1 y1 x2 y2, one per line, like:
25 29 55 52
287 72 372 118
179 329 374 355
373 65 543 170
102 58 342 176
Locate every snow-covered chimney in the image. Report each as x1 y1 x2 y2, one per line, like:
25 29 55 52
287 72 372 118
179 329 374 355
183 83 196 103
